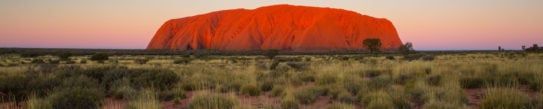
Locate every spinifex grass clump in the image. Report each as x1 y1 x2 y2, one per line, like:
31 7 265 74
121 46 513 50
480 88 532 109
240 84 261 96
188 92 238 109
293 86 327 104
126 89 160 109
48 88 105 109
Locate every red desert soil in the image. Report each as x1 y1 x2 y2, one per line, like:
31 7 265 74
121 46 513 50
147 4 402 52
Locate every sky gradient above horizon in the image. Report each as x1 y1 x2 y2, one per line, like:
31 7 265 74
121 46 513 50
1 0 542 50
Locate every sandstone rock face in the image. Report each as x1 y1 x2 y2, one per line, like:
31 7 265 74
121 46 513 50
147 4 402 52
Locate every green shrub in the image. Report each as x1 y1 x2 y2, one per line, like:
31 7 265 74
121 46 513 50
129 68 180 90
263 49 279 59
134 58 150 64
423 100 464 109
240 84 261 96
385 55 395 60
293 86 326 104
259 80 274 92
270 86 285 97
80 59 87 64
49 59 60 64
90 53 109 62
286 62 307 70
110 84 137 100
58 75 101 89
421 55 435 61
327 102 355 109
363 91 394 109
460 77 484 89
295 71 316 82
280 97 299 109
48 88 105 109
58 52 72 60
365 69 382 78
0 75 31 102
405 81 430 105
188 93 237 109
316 73 337 85
480 88 532 109
368 76 392 89
534 94 543 109
159 89 186 101
269 60 280 70
31 59 45 64
173 58 192 64
426 75 442 86
343 77 365 95
65 60 76 64
126 89 160 109
336 91 356 103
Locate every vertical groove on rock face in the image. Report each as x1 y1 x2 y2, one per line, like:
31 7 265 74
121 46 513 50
147 4 403 51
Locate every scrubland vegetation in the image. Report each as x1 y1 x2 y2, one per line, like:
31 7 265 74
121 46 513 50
0 49 542 109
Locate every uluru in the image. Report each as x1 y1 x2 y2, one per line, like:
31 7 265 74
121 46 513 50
147 4 403 52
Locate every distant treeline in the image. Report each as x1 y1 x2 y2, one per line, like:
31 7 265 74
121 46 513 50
0 48 533 57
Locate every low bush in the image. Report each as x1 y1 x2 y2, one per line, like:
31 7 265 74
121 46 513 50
336 91 356 103
31 59 45 64
269 60 280 70
259 80 274 92
365 69 382 78
58 52 72 60
134 58 150 64
426 75 442 86
385 55 395 60
0 75 31 102
173 58 192 64
327 102 355 109
316 73 337 85
240 84 261 96
90 53 109 62
126 90 160 109
423 100 464 109
368 76 392 89
280 97 299 109
362 90 394 109
158 89 186 101
421 55 435 61
270 86 285 97
534 94 543 109
263 49 279 59
343 77 365 95
293 86 326 104
188 93 237 109
48 88 105 109
286 62 308 70
80 59 87 64
480 88 532 109
460 77 485 89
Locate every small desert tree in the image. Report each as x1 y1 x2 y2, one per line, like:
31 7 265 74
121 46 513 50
363 38 382 53
264 49 279 59
90 53 109 63
399 42 414 55
58 52 72 60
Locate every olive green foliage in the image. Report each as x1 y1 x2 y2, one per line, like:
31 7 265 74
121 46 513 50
293 86 326 104
281 97 299 109
240 84 261 96
48 88 105 109
363 38 382 53
480 88 532 109
188 93 237 109
90 53 109 62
